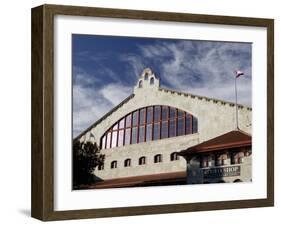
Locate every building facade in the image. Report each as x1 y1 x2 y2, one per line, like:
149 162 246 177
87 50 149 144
75 68 252 188
179 130 252 184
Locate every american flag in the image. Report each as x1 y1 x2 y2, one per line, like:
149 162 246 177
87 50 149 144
235 70 244 78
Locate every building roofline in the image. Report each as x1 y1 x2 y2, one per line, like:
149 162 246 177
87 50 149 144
179 129 252 155
159 87 252 110
74 94 135 141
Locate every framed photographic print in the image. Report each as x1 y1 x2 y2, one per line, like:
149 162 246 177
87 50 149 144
31 4 274 221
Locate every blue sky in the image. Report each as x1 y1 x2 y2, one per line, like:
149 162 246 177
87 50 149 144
72 34 252 137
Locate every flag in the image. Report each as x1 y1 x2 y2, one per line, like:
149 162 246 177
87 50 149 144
235 70 244 78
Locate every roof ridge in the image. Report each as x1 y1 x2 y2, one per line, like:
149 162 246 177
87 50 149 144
159 87 252 109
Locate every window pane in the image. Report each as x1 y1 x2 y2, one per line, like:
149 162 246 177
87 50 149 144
101 136 106 149
169 120 176 137
186 114 191 134
169 107 176 119
177 109 184 118
147 107 153 124
119 118 125 129
146 124 152 141
125 114 131 128
132 111 139 127
125 128 131 145
154 106 161 122
192 117 198 133
153 123 160 140
161 106 168 121
177 117 185 136
106 132 111 148
117 130 124 147
161 121 168 139
111 131 117 148
139 126 145 143
139 108 146 125
131 127 138 144
112 123 118 130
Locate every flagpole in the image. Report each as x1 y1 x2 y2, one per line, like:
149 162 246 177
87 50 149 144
235 75 239 130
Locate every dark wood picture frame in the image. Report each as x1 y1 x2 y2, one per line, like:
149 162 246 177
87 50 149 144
31 4 274 221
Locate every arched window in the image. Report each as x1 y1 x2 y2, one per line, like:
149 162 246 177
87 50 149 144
139 156 146 165
154 154 162 163
138 80 143 88
144 73 148 80
216 153 227 166
124 158 131 167
98 163 104 170
170 152 179 161
150 77 154 85
111 161 117 169
231 151 244 164
100 105 198 149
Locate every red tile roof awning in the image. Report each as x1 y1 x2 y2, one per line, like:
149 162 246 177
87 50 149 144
179 130 251 155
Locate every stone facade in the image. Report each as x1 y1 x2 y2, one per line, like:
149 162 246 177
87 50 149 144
77 68 252 182
185 147 252 184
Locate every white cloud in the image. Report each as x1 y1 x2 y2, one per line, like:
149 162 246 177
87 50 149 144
99 83 132 106
73 68 133 137
137 40 252 106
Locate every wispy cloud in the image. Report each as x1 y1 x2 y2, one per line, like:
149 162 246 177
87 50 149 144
73 68 132 137
136 40 252 105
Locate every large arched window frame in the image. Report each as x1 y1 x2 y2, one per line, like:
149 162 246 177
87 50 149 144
100 105 198 149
